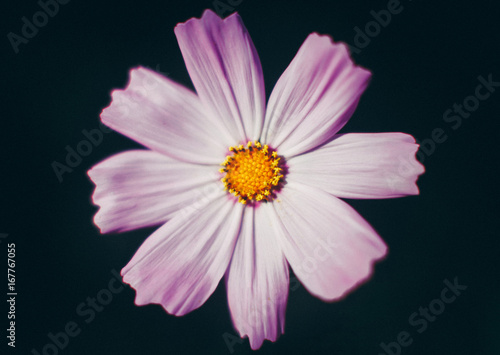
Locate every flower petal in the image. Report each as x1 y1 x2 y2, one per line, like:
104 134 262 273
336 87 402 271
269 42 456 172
271 182 387 301
226 205 289 350
121 191 243 316
88 150 220 233
175 10 266 143
288 133 425 199
101 67 228 164
262 33 371 157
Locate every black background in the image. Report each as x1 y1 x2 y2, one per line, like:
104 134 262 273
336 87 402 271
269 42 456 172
2 0 499 354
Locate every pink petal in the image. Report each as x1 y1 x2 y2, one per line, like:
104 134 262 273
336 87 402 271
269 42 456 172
88 150 219 233
175 10 266 143
121 192 243 316
262 33 371 157
271 182 387 301
288 133 425 199
226 205 289 350
101 67 228 164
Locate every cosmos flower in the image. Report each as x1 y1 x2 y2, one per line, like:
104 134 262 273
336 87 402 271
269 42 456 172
88 9 424 350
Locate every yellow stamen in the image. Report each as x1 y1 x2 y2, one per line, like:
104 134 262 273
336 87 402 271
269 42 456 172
220 141 284 204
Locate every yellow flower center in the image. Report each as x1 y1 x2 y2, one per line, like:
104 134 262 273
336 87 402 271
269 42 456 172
220 141 284 204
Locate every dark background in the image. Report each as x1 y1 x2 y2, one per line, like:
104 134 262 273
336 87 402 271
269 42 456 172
2 0 499 354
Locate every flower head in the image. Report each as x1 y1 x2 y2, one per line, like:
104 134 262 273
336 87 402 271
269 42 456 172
88 9 424 350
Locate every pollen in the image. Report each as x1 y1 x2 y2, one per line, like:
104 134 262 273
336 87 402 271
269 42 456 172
220 141 284 204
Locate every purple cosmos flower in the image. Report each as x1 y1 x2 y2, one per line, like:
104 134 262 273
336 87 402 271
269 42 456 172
88 9 424 350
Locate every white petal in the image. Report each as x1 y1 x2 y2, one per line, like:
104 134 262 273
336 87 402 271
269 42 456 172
175 10 266 142
88 150 220 233
262 33 371 157
101 67 229 164
288 133 425 199
226 205 289 350
271 182 387 301
122 192 243 316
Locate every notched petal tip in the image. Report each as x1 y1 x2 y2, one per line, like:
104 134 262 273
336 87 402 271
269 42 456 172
406 136 426 196
121 273 177 315
87 167 108 234
413 145 426 174
87 158 117 234
101 65 147 100
99 66 146 129
385 132 425 196
174 8 241 32
234 330 281 350
307 32 372 77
